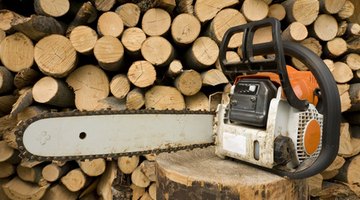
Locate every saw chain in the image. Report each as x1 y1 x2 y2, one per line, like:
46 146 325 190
15 109 215 161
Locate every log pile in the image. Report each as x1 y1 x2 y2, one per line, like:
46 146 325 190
0 0 359 199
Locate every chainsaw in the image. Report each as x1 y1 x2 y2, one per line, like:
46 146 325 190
15 18 340 179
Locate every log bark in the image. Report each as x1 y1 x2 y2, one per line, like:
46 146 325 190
241 0 269 22
126 88 145 110
319 0 346 14
331 62 353 83
110 74 130 99
61 168 91 192
34 34 77 78
185 37 219 70
145 86 185 110
16 164 47 186
0 162 15 178
141 8 171 36
334 155 360 196
141 36 175 67
69 26 98 55
282 0 319 25
97 161 117 200
94 96 126 111
201 69 228 86
311 14 338 41
66 1 97 36
13 68 41 89
42 163 71 182
207 8 246 48
79 158 106 177
194 0 239 23
117 155 140 174
121 27 146 57
347 36 360 53
306 174 323 196
94 36 124 71
97 11 124 37
42 184 78 200
324 37 347 58
171 13 201 46
281 22 308 42
127 60 156 88
0 95 16 117
32 76 75 107
115 3 141 27
174 70 202 96
10 87 35 118
312 181 358 199
0 66 13 94
156 147 308 199
268 4 286 21
0 32 34 72
34 0 70 17
176 0 194 14
2 177 49 200
185 92 210 111
66 65 109 111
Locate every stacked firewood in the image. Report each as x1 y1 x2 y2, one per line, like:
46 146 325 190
0 0 359 199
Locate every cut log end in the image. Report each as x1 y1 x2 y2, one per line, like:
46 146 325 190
142 8 171 36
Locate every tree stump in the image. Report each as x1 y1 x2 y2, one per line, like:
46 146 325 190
156 147 308 200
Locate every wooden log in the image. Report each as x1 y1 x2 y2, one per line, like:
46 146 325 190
185 92 209 111
319 0 346 14
311 14 338 41
94 96 126 111
176 0 194 14
158 0 176 12
291 37 322 70
312 181 358 199
115 3 141 27
34 0 70 17
174 70 202 96
334 155 360 196
110 74 130 99
141 8 171 36
148 182 156 200
306 174 323 196
282 22 308 42
337 21 348 37
0 140 19 163
66 65 109 111
346 23 360 37
331 62 353 83
347 36 360 53
42 163 71 182
0 162 15 178
343 54 360 72
140 192 152 200
340 91 351 112
140 160 156 182
201 69 228 86
321 156 346 180
61 168 91 192
338 123 354 157
207 8 246 48
10 87 33 117
69 26 98 55
0 95 16 117
66 2 97 36
324 37 348 58
126 88 145 110
12 15 65 41
215 51 240 71
117 155 140 174
121 27 146 57
79 158 106 177
92 0 115 11
194 0 239 23
241 0 269 22
185 36 219 70
42 184 78 200
141 36 175 67
130 183 145 200
349 83 360 105
34 34 77 78
338 0 355 20
16 165 47 186
0 66 13 94
2 177 49 200
97 11 124 37
127 60 156 88
156 147 308 199
167 60 183 78
32 76 75 107
171 13 201 46
131 166 151 188
0 29 5 42
13 68 41 89
282 0 319 25
0 32 34 72
323 59 335 72
268 4 286 21
0 10 24 32
97 161 117 200
145 86 185 110
94 36 124 71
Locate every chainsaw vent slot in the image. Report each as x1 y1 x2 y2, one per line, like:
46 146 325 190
295 106 323 163
79 132 87 140
254 140 260 160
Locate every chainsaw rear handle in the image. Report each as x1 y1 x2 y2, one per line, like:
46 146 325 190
219 18 308 111
219 19 341 179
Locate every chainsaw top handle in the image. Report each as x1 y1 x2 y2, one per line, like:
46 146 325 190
219 18 341 179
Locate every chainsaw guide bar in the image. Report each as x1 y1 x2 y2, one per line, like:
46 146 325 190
15 109 215 161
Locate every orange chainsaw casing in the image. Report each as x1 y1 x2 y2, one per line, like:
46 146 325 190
234 66 319 105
